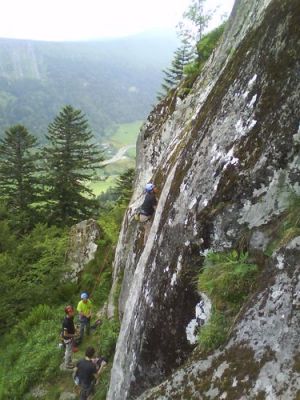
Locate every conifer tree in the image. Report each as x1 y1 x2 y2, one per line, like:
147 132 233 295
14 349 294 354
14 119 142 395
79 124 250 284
157 41 194 99
0 124 40 231
43 105 103 226
113 168 135 205
157 0 217 100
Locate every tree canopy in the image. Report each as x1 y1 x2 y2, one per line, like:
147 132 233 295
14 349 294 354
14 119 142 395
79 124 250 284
42 105 104 225
178 0 214 44
0 124 40 232
157 0 218 99
158 41 195 99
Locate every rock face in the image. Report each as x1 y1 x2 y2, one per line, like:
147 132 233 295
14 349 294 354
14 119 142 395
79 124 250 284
107 0 300 399
66 219 101 281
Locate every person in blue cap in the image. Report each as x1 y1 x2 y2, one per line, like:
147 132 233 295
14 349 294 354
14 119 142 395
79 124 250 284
77 292 93 341
139 183 158 245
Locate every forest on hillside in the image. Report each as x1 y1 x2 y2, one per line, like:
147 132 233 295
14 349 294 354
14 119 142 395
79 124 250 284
0 33 178 142
0 105 134 398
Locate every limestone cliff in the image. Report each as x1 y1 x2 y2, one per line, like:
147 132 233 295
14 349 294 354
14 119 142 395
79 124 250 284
66 219 101 281
107 0 300 398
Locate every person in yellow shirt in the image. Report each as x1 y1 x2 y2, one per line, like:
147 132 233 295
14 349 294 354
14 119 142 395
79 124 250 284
77 292 93 341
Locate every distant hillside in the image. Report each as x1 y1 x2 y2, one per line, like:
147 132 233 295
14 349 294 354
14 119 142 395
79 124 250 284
0 32 178 141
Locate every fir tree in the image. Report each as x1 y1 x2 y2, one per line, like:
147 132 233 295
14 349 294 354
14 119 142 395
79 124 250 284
157 0 219 100
0 124 40 231
43 105 103 226
157 41 194 99
113 168 135 205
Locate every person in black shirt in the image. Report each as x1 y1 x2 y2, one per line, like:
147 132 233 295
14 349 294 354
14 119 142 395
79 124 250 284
139 182 158 245
75 347 107 400
62 305 76 369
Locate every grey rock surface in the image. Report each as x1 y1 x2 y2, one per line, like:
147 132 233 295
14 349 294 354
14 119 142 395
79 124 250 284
107 0 300 398
65 219 101 281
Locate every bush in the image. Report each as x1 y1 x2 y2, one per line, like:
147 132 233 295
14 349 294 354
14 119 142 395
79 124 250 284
79 236 113 310
98 205 125 244
93 367 111 400
15 304 56 339
0 365 7 399
265 192 300 255
197 250 258 350
0 219 15 252
198 310 228 351
0 306 61 400
183 23 226 82
97 318 120 360
198 250 258 312
196 23 226 62
0 224 74 334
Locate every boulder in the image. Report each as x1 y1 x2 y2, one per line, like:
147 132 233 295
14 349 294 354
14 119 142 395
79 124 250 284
66 219 101 281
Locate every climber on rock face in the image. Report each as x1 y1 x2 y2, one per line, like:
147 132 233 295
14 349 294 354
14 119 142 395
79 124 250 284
77 292 93 342
139 182 158 245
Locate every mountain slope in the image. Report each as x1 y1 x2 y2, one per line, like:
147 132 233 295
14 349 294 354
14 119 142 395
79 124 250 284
0 32 178 141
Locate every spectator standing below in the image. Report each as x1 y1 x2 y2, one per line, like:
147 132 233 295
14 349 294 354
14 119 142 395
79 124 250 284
75 346 107 400
139 183 158 245
77 292 93 342
62 305 76 369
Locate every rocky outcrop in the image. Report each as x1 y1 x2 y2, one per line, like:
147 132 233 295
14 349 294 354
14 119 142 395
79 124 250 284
107 0 300 399
66 219 101 281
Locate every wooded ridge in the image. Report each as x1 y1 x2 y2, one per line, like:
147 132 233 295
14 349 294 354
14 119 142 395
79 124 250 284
0 32 178 141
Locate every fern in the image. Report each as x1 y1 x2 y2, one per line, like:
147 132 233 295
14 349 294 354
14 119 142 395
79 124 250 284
199 250 257 308
97 318 120 360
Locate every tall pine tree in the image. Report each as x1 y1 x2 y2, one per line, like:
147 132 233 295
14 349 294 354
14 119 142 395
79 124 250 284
157 41 194 99
43 105 103 226
157 0 217 100
113 168 135 205
0 124 40 231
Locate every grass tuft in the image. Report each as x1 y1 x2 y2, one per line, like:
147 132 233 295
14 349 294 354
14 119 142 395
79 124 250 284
197 250 258 351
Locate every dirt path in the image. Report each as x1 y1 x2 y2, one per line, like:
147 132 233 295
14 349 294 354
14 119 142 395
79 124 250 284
100 145 135 166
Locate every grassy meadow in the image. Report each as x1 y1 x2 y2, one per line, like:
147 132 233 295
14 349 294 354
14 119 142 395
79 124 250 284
88 176 117 197
91 120 142 196
108 120 143 148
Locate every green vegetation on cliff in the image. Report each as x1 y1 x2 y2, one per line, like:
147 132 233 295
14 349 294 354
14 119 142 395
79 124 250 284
198 250 258 351
0 166 134 399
